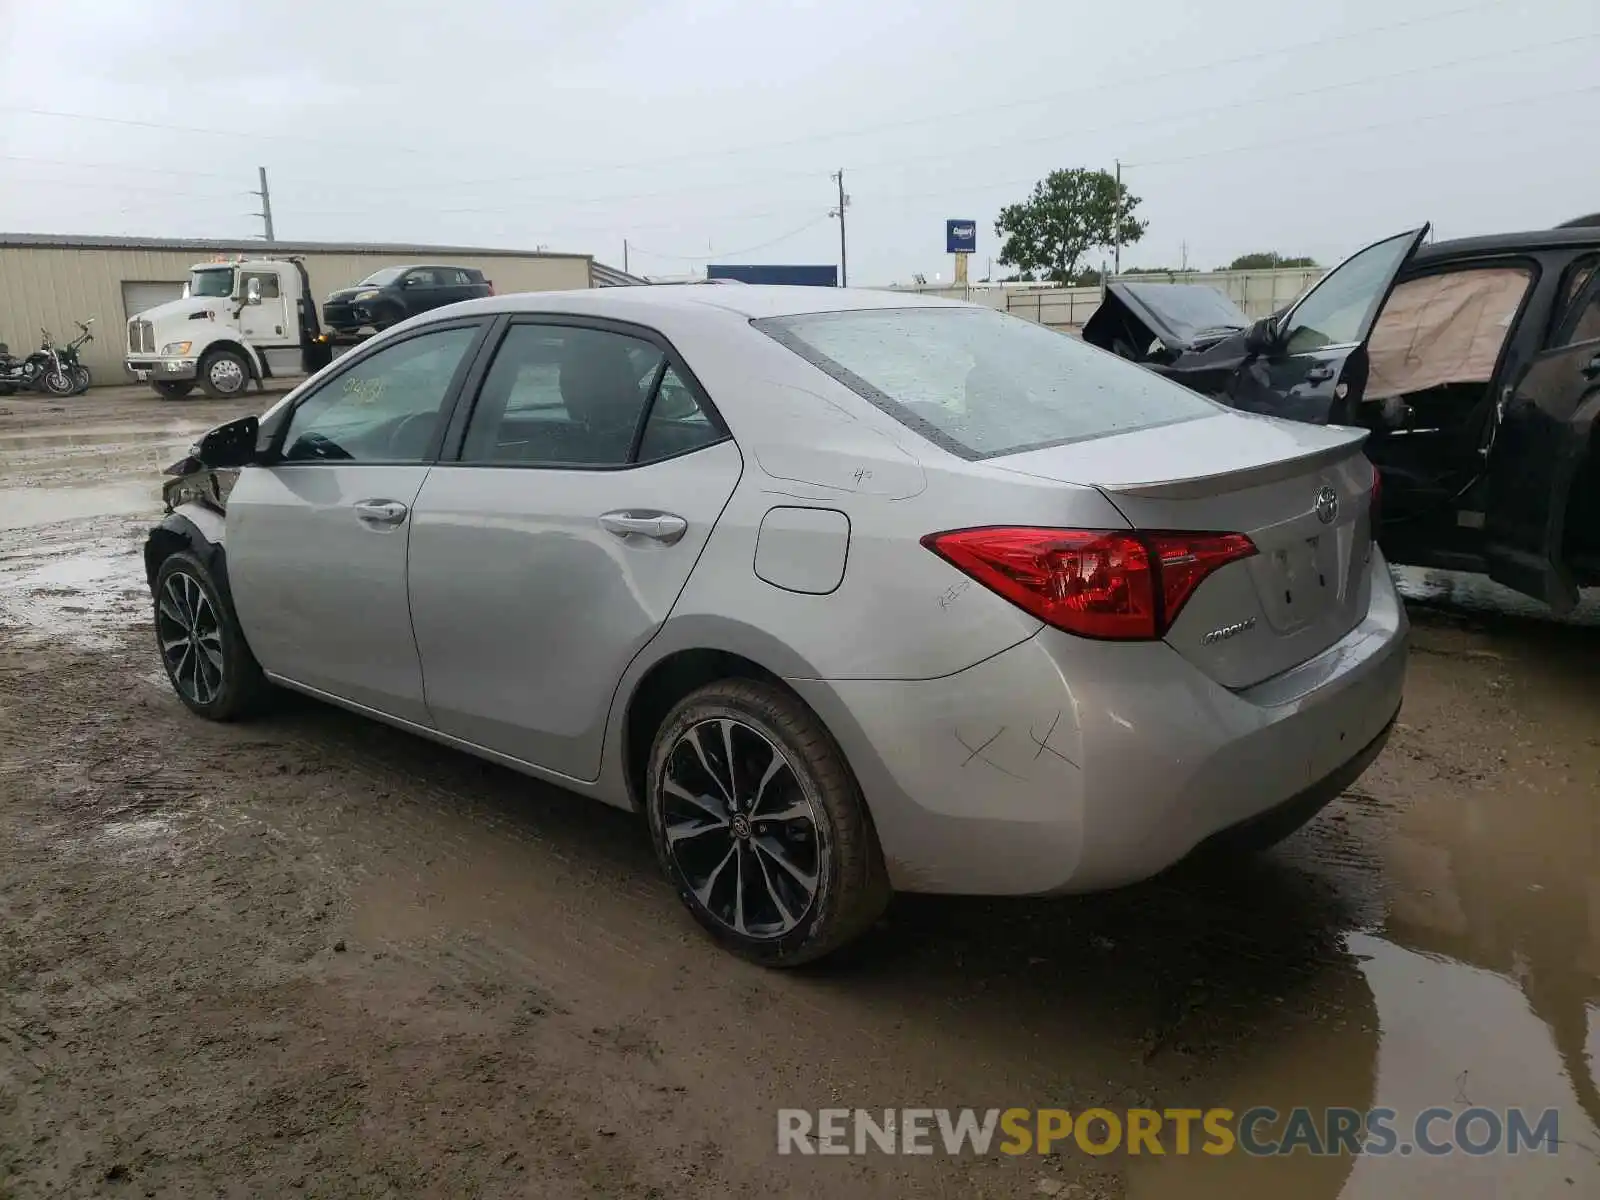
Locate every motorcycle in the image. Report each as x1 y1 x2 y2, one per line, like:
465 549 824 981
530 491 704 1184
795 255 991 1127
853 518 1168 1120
0 329 70 396
55 319 95 395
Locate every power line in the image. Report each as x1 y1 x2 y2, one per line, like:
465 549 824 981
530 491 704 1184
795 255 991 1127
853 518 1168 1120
0 153 245 182
625 215 832 263
1121 82 1600 169
1 174 247 200
30 27 1573 224
858 82 1598 208
0 0 1513 186
844 33 1597 179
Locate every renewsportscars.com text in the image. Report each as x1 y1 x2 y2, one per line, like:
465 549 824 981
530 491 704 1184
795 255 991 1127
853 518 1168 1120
776 1106 1562 1158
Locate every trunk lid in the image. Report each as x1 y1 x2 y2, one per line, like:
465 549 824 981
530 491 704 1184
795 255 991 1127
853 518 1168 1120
992 411 1376 689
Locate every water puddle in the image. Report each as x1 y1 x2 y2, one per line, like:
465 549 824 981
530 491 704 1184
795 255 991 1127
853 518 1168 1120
0 531 150 648
0 482 160 531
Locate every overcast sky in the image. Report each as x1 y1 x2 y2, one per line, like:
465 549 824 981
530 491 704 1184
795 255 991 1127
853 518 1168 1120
0 0 1594 283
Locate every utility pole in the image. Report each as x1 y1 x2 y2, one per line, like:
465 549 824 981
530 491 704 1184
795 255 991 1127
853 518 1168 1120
1181 239 1189 271
623 239 629 275
830 169 849 287
1113 159 1121 277
254 166 275 242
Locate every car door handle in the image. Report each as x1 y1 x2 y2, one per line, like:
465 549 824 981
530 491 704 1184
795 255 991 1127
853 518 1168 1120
353 499 409 526
598 510 688 545
1581 353 1600 380
1305 364 1338 383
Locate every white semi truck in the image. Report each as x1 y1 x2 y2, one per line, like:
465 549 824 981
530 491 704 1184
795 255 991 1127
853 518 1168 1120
125 256 338 399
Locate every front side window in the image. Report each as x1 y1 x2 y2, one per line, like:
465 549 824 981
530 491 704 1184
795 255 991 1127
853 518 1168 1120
280 324 479 463
1281 230 1421 355
241 272 280 300
404 269 441 289
459 324 721 466
188 268 234 298
757 306 1215 459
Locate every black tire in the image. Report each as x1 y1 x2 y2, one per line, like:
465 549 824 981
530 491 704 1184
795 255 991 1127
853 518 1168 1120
152 550 268 721
197 348 250 398
371 302 406 331
70 365 91 395
42 367 73 396
153 381 195 400
645 679 889 966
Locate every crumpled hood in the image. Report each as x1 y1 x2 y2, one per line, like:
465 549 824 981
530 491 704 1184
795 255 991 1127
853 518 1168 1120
1083 281 1250 357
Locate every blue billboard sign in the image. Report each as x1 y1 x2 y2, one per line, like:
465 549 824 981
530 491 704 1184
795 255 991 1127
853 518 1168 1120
706 264 838 286
945 220 977 255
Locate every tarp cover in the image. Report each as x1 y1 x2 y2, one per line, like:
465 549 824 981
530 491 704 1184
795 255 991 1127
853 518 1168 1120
1366 268 1530 400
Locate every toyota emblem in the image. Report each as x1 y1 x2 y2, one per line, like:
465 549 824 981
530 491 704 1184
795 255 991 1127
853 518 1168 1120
1314 485 1339 525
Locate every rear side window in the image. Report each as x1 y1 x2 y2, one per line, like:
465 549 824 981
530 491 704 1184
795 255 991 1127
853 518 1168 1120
458 324 723 467
756 306 1215 460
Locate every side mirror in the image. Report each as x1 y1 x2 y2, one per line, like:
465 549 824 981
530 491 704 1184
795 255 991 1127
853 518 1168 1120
180 416 260 470
1244 316 1280 356
245 278 263 306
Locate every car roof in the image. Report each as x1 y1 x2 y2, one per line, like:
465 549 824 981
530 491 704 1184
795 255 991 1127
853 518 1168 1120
1414 226 1600 263
444 284 971 322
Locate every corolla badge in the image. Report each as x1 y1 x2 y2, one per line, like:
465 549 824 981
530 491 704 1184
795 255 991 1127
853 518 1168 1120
1314 485 1340 525
1202 617 1256 645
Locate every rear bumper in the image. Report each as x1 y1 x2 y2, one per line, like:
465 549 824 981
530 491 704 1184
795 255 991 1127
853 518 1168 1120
126 357 197 381
789 550 1408 896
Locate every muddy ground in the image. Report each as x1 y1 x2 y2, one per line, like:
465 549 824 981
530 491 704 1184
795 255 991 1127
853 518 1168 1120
1 389 1597 1199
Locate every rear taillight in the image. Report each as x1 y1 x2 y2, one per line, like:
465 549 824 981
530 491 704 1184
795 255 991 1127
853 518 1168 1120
486 280 496 295
921 527 1256 641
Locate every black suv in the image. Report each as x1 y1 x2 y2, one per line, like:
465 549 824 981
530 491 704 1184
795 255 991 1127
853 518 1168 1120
323 265 492 336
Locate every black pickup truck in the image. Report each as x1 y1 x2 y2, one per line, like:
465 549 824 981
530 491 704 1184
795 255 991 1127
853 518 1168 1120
322 264 492 337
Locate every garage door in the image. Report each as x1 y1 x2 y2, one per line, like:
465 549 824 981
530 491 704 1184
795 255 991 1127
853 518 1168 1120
121 281 185 324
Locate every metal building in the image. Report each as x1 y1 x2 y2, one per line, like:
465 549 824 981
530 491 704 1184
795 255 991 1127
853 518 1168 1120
0 234 639 383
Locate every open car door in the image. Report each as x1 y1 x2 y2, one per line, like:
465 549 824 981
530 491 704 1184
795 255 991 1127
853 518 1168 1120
1482 262 1600 612
1227 225 1430 424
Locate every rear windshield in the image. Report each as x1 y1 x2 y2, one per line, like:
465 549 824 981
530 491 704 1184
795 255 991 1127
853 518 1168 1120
755 306 1216 459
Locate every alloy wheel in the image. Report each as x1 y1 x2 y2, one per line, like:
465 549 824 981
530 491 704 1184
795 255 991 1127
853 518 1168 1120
157 571 224 705
209 357 245 393
659 718 823 939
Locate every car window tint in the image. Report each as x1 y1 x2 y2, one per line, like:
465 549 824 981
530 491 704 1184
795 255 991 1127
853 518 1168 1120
637 366 722 462
460 324 664 466
280 325 478 463
405 270 439 288
1281 231 1418 355
758 306 1215 460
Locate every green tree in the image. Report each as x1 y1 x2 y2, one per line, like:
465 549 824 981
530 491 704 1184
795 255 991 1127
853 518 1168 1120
994 169 1146 285
1226 252 1319 270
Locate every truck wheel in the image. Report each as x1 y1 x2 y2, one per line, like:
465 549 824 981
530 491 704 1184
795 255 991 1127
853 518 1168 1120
154 381 195 400
198 349 250 398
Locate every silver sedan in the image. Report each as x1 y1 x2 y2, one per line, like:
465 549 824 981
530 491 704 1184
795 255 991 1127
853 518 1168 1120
145 285 1407 964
